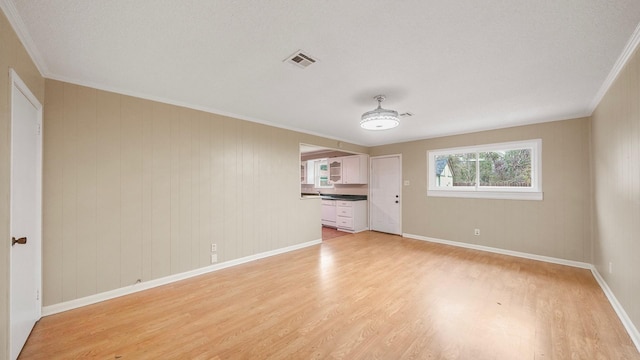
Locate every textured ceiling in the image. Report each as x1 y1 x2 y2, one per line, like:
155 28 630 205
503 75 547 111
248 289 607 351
3 0 640 146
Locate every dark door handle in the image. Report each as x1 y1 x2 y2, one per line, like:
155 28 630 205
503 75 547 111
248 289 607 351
12 237 27 246
395 201 399 203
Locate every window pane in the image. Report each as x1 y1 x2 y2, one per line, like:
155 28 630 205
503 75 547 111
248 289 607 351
315 160 333 188
428 139 541 200
435 153 476 187
479 149 532 187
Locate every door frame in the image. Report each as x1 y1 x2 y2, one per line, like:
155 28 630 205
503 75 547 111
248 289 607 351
9 68 43 357
369 154 402 235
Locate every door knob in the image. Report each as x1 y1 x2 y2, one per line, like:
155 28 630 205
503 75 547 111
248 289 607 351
11 237 27 246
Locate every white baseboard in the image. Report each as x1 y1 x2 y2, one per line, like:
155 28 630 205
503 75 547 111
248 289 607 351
41 233 640 354
403 233 640 353
403 233 591 269
42 238 322 316
590 267 640 352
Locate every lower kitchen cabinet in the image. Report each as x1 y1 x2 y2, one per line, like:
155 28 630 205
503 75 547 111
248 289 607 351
336 200 367 232
321 200 336 227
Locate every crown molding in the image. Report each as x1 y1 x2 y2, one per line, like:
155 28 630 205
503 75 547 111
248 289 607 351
589 22 640 113
0 0 48 76
45 72 368 147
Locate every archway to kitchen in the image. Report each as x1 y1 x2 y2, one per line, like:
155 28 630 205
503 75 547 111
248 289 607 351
300 144 370 240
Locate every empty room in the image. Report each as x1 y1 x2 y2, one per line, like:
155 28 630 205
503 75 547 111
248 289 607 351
2 1 640 359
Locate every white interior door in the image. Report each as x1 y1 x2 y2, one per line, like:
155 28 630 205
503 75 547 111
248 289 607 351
10 69 42 360
370 155 402 235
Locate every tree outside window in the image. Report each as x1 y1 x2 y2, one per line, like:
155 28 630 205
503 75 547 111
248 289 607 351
428 139 542 200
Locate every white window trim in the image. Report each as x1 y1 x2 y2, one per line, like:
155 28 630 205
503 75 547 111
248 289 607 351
427 139 543 201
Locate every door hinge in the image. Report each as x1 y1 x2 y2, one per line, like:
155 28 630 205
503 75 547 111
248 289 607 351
36 123 41 135
36 289 39 301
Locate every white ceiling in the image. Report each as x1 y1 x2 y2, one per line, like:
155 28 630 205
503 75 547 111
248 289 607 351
3 1 640 146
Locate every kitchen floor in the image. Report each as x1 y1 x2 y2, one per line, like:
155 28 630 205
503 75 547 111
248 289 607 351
322 226 348 240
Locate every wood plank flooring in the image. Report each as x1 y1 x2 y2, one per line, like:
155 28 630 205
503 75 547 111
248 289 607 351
21 231 639 359
322 226 349 240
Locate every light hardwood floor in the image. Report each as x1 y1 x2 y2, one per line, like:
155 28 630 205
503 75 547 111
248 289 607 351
322 226 349 240
21 231 639 359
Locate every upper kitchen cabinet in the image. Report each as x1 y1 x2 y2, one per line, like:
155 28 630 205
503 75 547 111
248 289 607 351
300 144 369 187
331 154 368 185
342 154 369 184
316 159 332 188
329 159 342 184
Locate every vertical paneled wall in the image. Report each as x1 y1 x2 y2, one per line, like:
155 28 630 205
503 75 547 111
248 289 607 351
42 79 323 306
0 9 45 358
592 47 640 332
370 118 592 263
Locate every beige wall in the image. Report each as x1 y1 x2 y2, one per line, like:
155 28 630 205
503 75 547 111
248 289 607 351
370 118 592 262
41 80 364 306
0 8 45 359
592 47 640 331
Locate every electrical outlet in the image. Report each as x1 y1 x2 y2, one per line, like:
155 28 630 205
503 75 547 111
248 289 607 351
211 243 217 252
474 229 480 236
609 262 612 274
211 254 218 263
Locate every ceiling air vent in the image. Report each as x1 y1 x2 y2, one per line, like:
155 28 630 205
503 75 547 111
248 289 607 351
284 50 317 69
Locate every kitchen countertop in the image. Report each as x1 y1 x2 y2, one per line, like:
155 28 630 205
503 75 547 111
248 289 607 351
301 193 367 201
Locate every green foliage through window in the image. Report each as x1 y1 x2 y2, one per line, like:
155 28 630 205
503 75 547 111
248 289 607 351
428 139 541 199
435 153 477 187
479 149 531 187
436 149 532 188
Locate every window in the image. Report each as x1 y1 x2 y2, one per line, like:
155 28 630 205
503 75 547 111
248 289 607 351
315 159 333 188
428 139 542 200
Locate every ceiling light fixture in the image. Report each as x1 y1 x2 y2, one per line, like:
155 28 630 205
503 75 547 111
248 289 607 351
360 95 400 130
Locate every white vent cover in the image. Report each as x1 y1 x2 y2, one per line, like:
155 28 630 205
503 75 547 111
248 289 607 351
284 50 317 68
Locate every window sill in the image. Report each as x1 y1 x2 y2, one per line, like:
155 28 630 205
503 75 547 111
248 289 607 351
427 190 543 201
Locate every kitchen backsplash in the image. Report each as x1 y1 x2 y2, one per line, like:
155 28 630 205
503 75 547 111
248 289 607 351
301 184 368 196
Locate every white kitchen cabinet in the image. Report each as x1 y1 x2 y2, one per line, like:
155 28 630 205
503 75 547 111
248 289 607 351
316 159 331 188
341 154 369 184
329 159 342 184
336 200 368 232
321 199 336 227
300 161 306 183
